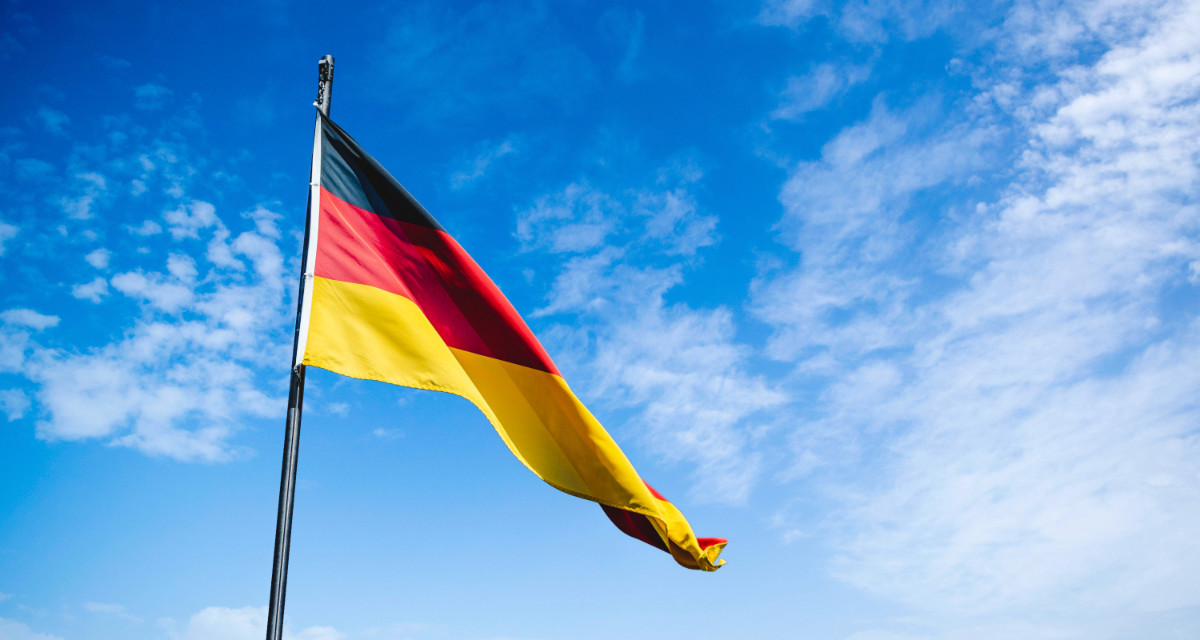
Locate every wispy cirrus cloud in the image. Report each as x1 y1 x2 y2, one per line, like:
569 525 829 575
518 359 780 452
520 163 783 504
599 8 645 82
755 94 995 363
771 61 874 120
449 136 519 190
757 0 966 42
757 0 1200 629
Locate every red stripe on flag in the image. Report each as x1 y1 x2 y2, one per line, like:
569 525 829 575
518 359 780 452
315 187 560 375
314 190 423 304
697 537 727 550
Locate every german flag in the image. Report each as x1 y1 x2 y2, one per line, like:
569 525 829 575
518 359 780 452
296 114 726 571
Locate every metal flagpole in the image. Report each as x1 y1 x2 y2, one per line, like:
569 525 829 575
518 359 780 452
265 54 334 640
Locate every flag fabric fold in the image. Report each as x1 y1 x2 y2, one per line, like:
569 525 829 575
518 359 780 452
298 113 726 571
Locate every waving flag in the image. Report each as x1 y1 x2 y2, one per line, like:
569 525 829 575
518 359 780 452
294 114 726 571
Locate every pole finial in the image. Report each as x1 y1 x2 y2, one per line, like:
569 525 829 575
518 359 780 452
316 55 335 117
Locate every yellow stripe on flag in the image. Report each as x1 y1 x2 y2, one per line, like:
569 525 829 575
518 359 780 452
302 276 486 403
302 276 722 569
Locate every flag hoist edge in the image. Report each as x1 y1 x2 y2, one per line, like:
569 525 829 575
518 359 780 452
295 113 726 571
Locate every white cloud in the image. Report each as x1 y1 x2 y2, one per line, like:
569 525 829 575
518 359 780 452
26 325 280 461
831 329 1200 611
772 62 873 119
520 175 781 503
998 0 1166 67
372 427 403 440
516 182 618 254
165 201 219 240
173 606 343 640
1 309 59 331
757 0 821 27
59 172 108 220
327 402 349 417
99 55 130 69
847 612 1200 640
519 174 717 259
35 106 69 136
19 200 290 461
72 277 109 303
167 253 198 282
84 601 142 624
758 0 962 42
232 229 284 284
755 96 993 363
633 188 716 256
134 83 173 110
450 137 518 189
0 617 64 640
0 221 17 255
0 75 292 464
758 0 1200 625
85 248 112 269
111 271 194 312
244 205 282 239
0 388 30 420
600 8 645 82
0 328 30 373
128 219 163 236
582 293 786 502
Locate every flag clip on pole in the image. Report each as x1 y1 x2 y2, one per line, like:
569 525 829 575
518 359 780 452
265 54 333 640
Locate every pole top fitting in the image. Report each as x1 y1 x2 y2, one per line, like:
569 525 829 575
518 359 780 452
316 55 335 117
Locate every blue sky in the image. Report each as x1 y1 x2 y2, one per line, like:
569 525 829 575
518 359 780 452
2 0 1199 638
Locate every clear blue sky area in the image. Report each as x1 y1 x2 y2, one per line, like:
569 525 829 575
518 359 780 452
2 1 1200 639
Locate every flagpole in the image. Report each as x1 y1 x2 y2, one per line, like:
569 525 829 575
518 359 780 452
265 54 334 640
